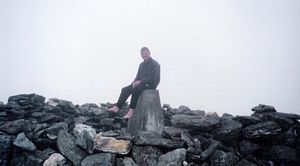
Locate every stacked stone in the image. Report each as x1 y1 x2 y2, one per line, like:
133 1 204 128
0 93 299 166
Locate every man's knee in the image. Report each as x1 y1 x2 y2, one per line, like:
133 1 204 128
121 85 132 93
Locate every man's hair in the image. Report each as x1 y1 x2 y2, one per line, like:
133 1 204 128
141 47 150 54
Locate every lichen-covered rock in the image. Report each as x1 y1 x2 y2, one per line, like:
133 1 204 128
73 123 96 154
94 133 132 155
13 132 36 151
157 148 186 166
43 153 66 166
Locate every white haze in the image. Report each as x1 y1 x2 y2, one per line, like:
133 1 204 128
1 0 300 115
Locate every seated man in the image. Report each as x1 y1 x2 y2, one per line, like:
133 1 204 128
108 47 160 119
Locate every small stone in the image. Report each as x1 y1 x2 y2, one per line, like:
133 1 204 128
43 153 66 166
13 132 36 151
94 133 132 155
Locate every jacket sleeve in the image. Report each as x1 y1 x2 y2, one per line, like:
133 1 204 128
134 64 142 81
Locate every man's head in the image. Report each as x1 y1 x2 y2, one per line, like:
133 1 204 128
140 47 151 60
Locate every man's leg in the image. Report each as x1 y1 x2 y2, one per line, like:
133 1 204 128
123 83 150 118
108 85 132 112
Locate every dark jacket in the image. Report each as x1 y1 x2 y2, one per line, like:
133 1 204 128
134 57 160 89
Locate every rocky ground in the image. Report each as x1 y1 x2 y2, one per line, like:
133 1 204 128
0 93 299 166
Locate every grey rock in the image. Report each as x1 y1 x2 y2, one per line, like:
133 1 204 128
171 105 205 116
132 145 162 166
243 121 282 139
171 114 220 131
44 122 68 137
210 150 239 166
13 132 36 151
127 90 164 136
199 141 219 161
8 93 45 107
123 157 137 166
134 131 185 148
0 134 12 166
57 130 87 166
251 104 276 113
163 126 190 138
73 124 96 154
49 98 79 115
78 103 105 116
81 153 115 166
238 140 260 156
233 116 261 127
0 119 30 134
267 145 297 163
25 156 44 166
235 159 257 166
43 153 66 166
257 112 295 130
157 148 186 166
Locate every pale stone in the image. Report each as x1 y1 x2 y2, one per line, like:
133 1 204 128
43 153 66 166
94 133 132 155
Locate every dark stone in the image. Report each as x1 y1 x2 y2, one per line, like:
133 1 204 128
123 157 138 166
134 131 185 148
181 131 195 147
243 121 282 139
25 156 43 166
235 159 257 166
210 118 242 146
171 114 220 132
251 104 276 113
81 153 116 166
0 134 12 166
171 105 205 116
132 145 162 166
272 112 300 120
199 141 219 161
78 103 105 116
256 112 295 130
163 126 190 138
0 119 30 135
57 130 88 166
127 90 164 136
13 132 36 151
6 109 25 120
49 98 79 115
210 150 239 166
233 116 261 127
8 93 45 107
266 145 298 164
157 148 186 166
238 140 260 156
36 113 65 124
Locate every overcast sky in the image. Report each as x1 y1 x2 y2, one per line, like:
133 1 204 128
1 0 300 115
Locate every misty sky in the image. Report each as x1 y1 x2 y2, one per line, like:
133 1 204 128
1 0 300 116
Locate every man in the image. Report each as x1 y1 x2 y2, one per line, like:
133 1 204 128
108 47 160 119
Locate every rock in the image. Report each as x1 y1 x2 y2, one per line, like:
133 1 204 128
57 130 87 166
235 159 257 166
73 124 96 154
127 90 164 136
13 132 36 151
43 153 66 166
233 116 261 127
171 105 205 116
134 131 185 148
238 140 260 156
81 153 115 166
8 94 45 107
132 145 162 166
157 148 186 166
210 150 239 166
199 141 219 161
123 157 137 166
94 133 132 155
78 103 105 116
0 134 12 166
171 114 220 132
163 126 190 138
45 122 68 136
257 112 295 130
0 119 29 135
251 104 276 113
6 109 25 120
266 145 297 164
49 98 79 115
210 118 242 146
25 156 44 166
272 112 300 120
243 121 282 139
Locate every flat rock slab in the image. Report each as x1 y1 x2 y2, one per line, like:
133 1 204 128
243 121 282 139
94 133 132 155
171 114 220 131
13 132 36 151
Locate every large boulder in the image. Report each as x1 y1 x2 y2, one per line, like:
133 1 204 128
57 130 87 166
171 114 220 132
127 90 164 136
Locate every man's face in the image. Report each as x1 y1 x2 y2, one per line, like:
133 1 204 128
141 50 150 60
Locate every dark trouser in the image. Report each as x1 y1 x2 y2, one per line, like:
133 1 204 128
116 83 154 109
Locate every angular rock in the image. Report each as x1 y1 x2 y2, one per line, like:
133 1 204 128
272 112 300 120
238 140 260 156
0 119 29 135
251 104 276 113
78 103 105 116
25 156 44 166
49 98 79 115
243 121 282 139
210 118 242 146
0 134 12 166
13 132 36 151
210 150 239 166
94 133 132 155
57 130 87 166
235 159 257 166
171 114 220 132
199 141 219 161
171 105 205 116
127 90 164 136
163 126 190 138
43 153 66 166
257 112 295 130
81 153 115 166
157 148 186 166
123 157 137 166
73 123 96 154
132 145 162 166
6 109 25 120
267 145 297 164
233 116 261 127
134 131 185 148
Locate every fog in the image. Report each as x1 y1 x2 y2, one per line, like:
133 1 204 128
1 0 300 115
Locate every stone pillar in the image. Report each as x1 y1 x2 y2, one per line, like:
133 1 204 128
127 90 164 136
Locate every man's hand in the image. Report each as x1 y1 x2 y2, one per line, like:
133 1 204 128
132 80 141 88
